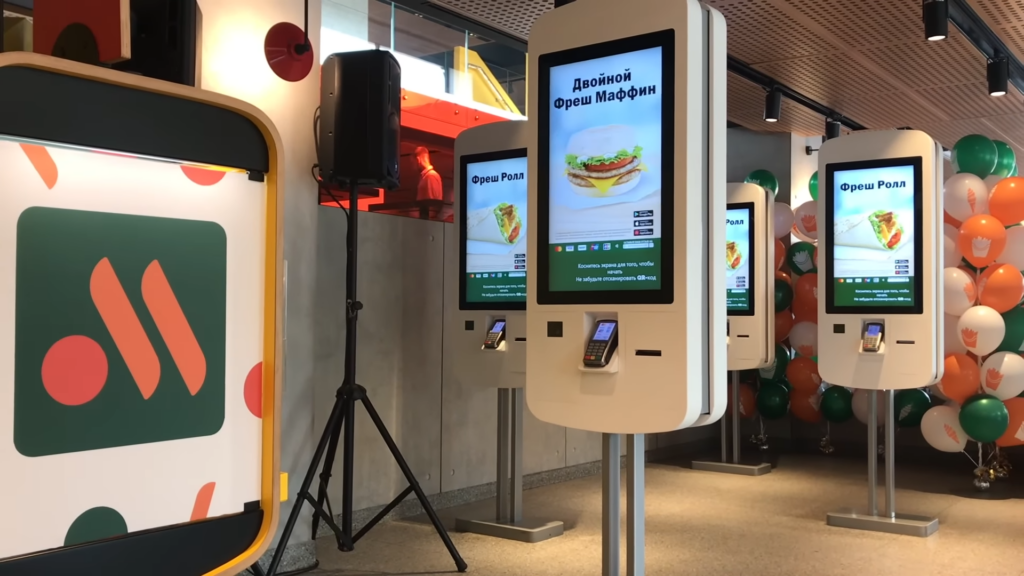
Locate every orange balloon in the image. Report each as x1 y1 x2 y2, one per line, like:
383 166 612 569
988 177 1024 226
775 238 785 270
776 270 792 286
786 357 822 394
775 309 794 343
728 382 758 420
794 272 818 310
793 298 818 324
996 397 1024 447
944 211 962 228
789 390 823 423
958 214 1007 267
978 263 1024 313
939 353 981 404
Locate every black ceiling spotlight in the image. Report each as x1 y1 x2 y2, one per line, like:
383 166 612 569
923 0 948 41
988 57 1009 96
825 118 842 140
764 87 782 122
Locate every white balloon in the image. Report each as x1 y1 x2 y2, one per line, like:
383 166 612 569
793 201 818 241
944 173 989 223
852 389 886 426
788 321 818 358
980 351 1024 400
943 224 964 268
791 226 815 243
921 405 968 453
943 267 977 316
943 314 968 356
774 203 794 239
994 226 1024 269
958 305 1006 356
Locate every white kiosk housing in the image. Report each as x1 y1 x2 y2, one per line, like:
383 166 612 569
446 121 563 543
693 182 775 476
817 129 943 537
526 0 726 572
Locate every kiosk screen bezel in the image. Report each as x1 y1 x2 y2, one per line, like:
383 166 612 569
726 201 755 317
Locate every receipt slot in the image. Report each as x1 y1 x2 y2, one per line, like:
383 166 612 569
446 121 564 543
818 129 942 537
526 0 727 573
694 182 774 477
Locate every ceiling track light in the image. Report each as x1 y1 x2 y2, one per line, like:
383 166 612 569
923 0 948 41
764 88 782 123
825 118 842 141
988 57 1009 97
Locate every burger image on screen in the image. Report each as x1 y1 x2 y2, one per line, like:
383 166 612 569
564 125 644 197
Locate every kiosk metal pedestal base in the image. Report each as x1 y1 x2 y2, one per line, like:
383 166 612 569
826 511 938 537
603 433 644 576
826 390 937 538
455 389 564 544
692 371 771 477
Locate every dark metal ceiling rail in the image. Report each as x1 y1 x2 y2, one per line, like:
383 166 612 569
948 0 1024 96
726 55 867 131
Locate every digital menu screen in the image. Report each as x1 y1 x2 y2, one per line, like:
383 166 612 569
726 203 755 316
537 30 675 305
460 149 528 310
825 157 923 314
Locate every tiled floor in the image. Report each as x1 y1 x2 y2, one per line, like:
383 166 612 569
311 453 1024 576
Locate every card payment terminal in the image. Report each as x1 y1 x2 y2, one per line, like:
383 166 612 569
862 322 883 353
584 320 618 368
484 319 506 349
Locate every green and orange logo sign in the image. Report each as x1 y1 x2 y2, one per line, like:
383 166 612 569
14 207 226 456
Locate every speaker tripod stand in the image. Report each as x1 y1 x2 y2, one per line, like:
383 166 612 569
259 180 467 576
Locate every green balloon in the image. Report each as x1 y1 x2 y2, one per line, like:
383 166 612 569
993 140 1017 178
775 278 794 312
809 171 819 201
779 379 793 392
952 134 998 179
959 394 1010 443
786 241 818 275
1013 164 1019 177
820 386 853 423
757 382 790 420
997 306 1024 353
745 169 779 196
894 389 931 428
758 344 790 382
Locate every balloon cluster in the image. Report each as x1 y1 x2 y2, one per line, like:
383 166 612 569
923 134 1024 465
742 169 826 428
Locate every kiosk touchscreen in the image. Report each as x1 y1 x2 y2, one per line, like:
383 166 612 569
726 183 775 370
817 130 943 390
445 120 529 390
525 0 727 433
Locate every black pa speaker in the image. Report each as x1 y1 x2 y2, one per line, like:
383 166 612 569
319 50 402 189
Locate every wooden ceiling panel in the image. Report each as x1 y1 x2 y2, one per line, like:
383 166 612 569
970 0 1024 27
782 0 920 50
728 71 827 136
915 83 1024 121
754 52 901 109
857 30 986 91
707 0 842 64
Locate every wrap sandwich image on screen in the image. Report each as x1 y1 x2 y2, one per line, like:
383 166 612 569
564 124 647 198
726 240 743 270
834 210 906 252
467 203 523 246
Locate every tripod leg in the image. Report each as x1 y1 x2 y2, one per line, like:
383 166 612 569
312 402 345 540
264 395 347 576
359 395 468 572
341 391 356 549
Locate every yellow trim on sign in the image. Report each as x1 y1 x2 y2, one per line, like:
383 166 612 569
0 52 285 576
280 473 289 503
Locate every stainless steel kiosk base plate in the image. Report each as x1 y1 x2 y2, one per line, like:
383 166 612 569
455 518 564 543
826 510 938 537
691 461 771 476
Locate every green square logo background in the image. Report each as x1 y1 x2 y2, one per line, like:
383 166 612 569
14 207 227 457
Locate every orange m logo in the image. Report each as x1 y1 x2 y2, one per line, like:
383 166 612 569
91 258 206 399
